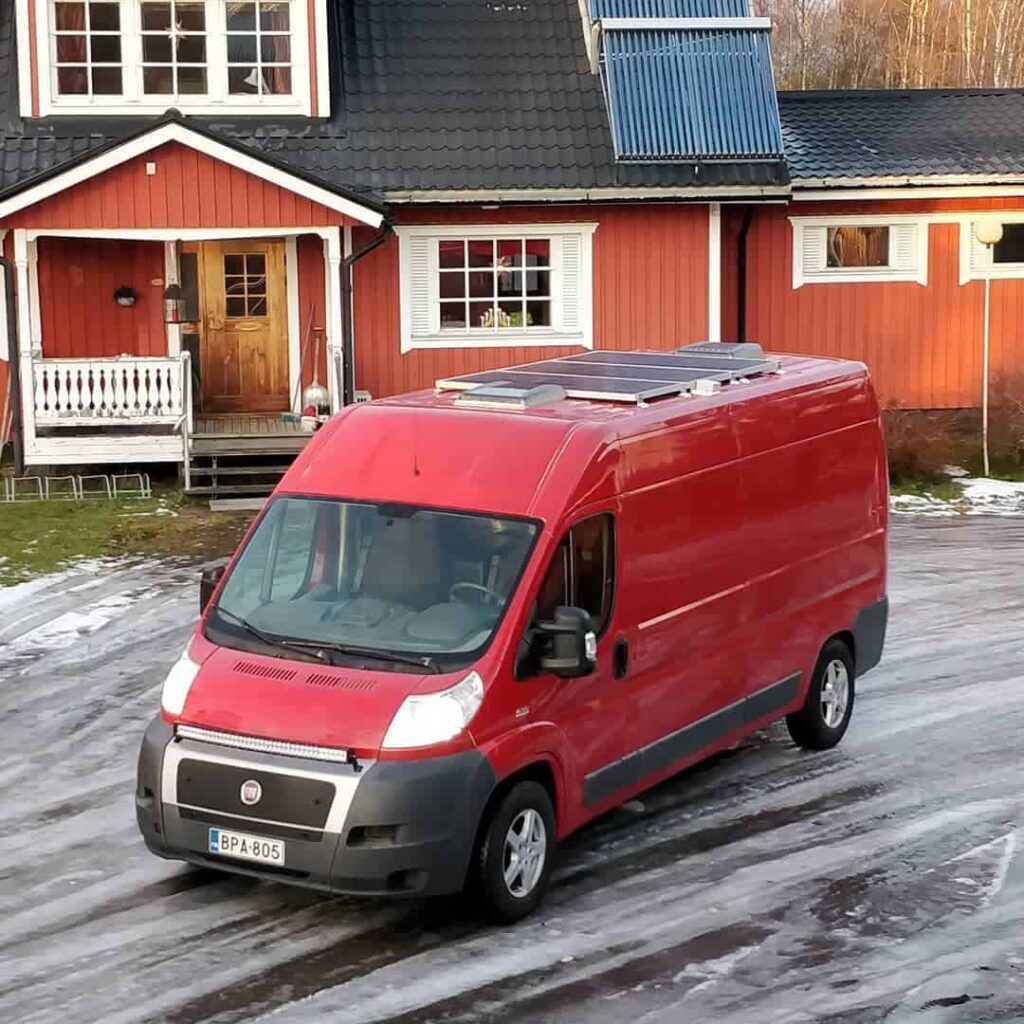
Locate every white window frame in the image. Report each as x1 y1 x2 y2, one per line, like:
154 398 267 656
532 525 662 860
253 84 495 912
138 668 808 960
960 213 1024 283
791 215 929 289
28 0 324 117
396 223 597 353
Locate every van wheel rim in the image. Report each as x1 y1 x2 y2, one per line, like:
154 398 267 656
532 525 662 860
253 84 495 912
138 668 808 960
821 659 850 728
503 808 547 898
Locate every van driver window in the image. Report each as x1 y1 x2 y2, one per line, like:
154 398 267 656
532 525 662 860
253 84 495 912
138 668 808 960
535 514 615 633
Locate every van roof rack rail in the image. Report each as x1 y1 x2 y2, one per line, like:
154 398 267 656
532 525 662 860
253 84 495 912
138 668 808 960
436 347 781 407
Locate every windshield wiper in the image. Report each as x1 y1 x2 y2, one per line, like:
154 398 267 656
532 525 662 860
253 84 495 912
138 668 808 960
313 642 441 674
213 608 439 673
213 607 331 664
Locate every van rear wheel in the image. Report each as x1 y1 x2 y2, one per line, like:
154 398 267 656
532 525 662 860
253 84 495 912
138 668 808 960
787 639 855 750
474 781 556 923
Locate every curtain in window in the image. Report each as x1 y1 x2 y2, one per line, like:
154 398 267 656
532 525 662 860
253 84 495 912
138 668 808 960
265 7 291 94
56 3 88 93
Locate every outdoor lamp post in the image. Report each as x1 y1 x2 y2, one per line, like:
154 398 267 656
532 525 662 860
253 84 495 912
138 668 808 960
975 218 1004 478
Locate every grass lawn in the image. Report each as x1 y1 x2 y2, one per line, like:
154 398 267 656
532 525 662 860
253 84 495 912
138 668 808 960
0 489 255 586
888 477 964 502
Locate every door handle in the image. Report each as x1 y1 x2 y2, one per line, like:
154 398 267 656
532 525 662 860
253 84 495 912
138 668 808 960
613 637 629 679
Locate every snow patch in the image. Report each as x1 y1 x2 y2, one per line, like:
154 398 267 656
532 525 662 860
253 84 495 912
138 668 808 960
7 593 138 651
892 475 1024 517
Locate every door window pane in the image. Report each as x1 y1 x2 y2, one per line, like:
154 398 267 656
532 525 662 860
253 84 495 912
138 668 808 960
534 515 615 632
223 253 270 317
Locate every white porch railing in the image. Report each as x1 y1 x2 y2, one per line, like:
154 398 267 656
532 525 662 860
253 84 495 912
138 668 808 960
32 356 186 427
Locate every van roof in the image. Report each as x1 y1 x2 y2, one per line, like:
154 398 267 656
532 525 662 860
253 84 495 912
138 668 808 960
281 350 869 521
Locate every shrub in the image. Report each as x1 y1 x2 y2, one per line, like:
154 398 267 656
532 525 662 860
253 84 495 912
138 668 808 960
882 404 957 484
988 373 1024 470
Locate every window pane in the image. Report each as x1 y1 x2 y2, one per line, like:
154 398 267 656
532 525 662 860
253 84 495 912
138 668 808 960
497 270 521 298
142 35 172 62
57 66 88 94
535 539 569 623
498 301 525 327
245 254 266 276
143 66 173 93
571 516 614 632
228 66 259 93
224 255 245 275
261 65 291 94
178 66 207 93
224 275 246 295
526 239 550 266
527 300 552 327
440 302 467 329
89 2 120 30
439 241 465 269
90 34 121 62
525 270 550 297
260 2 290 30
177 35 206 63
439 272 465 299
260 34 290 62
226 2 257 31
226 297 247 318
470 302 495 328
827 226 890 269
56 35 87 62
91 66 122 93
55 3 86 31
228 35 258 62
993 224 1024 264
140 2 171 30
497 239 522 264
177 1 206 31
249 296 268 316
468 270 493 299
468 240 494 267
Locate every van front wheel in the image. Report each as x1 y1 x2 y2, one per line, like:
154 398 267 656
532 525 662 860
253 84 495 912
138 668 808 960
474 781 556 923
787 639 855 750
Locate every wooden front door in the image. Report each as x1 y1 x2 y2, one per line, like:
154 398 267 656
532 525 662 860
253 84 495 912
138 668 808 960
197 240 289 413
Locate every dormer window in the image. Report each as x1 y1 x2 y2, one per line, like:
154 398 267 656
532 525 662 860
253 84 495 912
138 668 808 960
28 0 324 115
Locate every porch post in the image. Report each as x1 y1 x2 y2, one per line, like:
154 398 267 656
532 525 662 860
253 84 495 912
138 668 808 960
323 228 344 412
164 242 182 357
13 230 37 458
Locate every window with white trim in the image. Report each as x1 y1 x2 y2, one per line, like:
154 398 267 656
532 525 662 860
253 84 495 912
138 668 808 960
962 217 1024 282
37 0 315 114
792 219 928 288
397 224 596 352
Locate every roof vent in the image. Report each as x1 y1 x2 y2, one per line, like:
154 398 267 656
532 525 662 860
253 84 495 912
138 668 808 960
678 341 765 359
454 382 568 410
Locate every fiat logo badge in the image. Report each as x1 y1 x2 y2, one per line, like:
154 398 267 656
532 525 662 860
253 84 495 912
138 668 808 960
240 779 262 806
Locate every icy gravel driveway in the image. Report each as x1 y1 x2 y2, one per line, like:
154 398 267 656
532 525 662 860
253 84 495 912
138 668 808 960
1 520 1022 1024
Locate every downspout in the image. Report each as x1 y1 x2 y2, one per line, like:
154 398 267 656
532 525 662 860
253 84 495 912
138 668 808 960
0 255 24 475
736 208 754 344
340 223 393 406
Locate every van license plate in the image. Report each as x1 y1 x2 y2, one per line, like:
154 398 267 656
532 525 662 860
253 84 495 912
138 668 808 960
208 827 285 866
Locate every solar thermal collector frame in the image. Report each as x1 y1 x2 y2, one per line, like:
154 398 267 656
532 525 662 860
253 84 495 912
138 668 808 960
435 349 781 405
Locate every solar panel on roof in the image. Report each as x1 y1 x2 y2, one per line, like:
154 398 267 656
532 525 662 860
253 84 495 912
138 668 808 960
436 349 780 407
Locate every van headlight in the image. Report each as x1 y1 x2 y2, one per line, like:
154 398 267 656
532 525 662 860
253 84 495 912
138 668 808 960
382 671 484 749
161 652 200 716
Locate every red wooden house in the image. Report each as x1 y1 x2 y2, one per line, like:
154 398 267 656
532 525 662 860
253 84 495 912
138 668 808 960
2 0 1024 492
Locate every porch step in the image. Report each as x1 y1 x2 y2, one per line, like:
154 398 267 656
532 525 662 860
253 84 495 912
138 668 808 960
185 450 303 499
188 463 294 477
190 436 310 457
184 483 282 497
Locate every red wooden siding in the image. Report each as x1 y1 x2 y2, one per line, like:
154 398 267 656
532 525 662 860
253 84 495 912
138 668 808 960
0 235 9 439
3 143 359 230
734 197 1024 409
352 204 710 399
36 237 166 359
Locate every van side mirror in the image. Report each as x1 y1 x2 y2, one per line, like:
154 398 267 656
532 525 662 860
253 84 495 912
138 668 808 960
537 606 597 679
200 560 228 614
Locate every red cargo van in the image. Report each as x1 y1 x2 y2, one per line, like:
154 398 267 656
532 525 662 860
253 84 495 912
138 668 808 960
137 346 889 921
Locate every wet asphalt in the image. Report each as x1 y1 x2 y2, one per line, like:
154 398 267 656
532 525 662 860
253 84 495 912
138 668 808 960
0 518 1022 1024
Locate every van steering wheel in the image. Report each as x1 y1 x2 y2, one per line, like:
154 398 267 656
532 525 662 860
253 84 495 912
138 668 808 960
449 582 505 608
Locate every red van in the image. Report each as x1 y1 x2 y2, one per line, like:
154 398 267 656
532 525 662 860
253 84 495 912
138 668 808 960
136 345 888 921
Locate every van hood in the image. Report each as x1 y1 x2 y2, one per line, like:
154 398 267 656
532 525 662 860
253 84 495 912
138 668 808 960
178 646 433 754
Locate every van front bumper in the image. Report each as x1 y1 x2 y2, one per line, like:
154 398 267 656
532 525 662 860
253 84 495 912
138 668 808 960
135 717 495 897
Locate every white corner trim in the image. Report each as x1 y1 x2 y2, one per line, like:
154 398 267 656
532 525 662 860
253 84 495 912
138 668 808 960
314 0 330 115
163 241 181 357
0 122 384 228
707 203 721 343
0 229 8 361
15 0 32 119
286 235 302 411
790 216 930 289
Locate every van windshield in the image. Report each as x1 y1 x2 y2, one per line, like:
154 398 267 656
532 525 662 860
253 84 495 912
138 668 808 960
207 496 539 670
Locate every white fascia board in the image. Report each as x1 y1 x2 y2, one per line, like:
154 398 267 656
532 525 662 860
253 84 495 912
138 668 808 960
793 178 1024 201
599 17 772 31
383 186 791 203
0 122 384 227
393 223 599 239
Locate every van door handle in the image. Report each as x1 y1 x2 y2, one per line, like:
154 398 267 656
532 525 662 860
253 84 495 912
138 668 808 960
613 637 629 679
